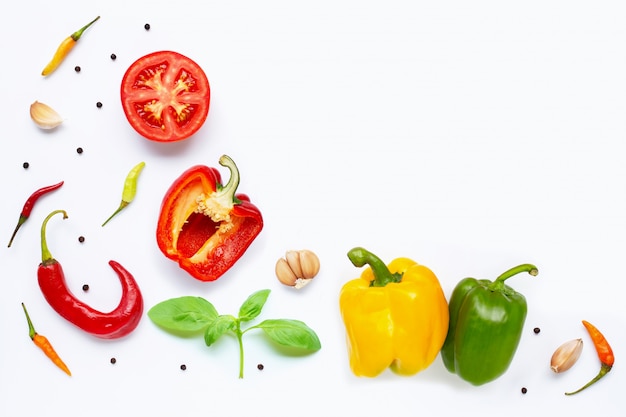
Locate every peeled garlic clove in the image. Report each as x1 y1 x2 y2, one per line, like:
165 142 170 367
551 338 583 373
30 101 63 129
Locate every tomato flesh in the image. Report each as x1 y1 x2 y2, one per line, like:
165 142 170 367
121 51 210 142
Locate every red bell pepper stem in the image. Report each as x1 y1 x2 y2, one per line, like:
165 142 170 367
37 210 144 339
216 154 242 206
7 181 64 247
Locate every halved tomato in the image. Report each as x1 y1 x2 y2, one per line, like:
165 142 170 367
120 51 210 142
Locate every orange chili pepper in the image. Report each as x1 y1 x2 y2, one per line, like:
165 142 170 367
21 303 71 376
565 320 614 395
41 16 100 76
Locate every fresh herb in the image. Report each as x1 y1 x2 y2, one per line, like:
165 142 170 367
148 289 321 378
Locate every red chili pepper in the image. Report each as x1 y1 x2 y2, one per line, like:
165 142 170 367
37 210 144 339
565 320 614 395
156 155 263 281
7 181 64 247
21 302 71 376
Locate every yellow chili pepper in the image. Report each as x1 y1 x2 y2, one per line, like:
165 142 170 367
339 247 449 377
41 16 100 76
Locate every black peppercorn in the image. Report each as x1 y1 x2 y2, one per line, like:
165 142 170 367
77 147 83 154
521 387 527 394
23 162 29 169
110 357 117 364
78 236 85 243
110 53 117 60
75 66 81 72
180 364 187 370
257 364 264 370
96 102 103 108
82 284 89 291
144 23 150 30
533 327 540 334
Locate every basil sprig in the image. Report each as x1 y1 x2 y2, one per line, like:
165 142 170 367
148 289 321 378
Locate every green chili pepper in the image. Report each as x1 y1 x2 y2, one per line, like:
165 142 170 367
102 162 146 227
440 263 538 386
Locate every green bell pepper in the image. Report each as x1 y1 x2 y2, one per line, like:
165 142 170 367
441 263 538 386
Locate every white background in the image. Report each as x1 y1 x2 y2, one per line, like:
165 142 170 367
1 1 624 416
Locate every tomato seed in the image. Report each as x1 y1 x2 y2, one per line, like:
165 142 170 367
82 284 89 291
75 66 81 72
110 358 117 364
180 364 187 371
110 53 117 60
78 236 85 243
144 23 150 30
96 102 103 108
23 162 29 169
533 327 540 334
521 387 528 394
76 147 83 154
257 364 264 370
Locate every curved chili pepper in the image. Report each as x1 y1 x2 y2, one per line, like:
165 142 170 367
41 16 100 76
22 302 71 376
565 320 614 395
37 210 144 339
102 161 146 227
7 181 64 247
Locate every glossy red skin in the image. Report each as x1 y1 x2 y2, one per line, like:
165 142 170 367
37 259 143 339
156 165 263 281
120 50 210 142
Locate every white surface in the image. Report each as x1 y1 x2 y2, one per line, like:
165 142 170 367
1 1 625 416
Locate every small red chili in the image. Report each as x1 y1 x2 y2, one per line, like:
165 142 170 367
565 320 614 395
7 181 64 247
37 210 144 339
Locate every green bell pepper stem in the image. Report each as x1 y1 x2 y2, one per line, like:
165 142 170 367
488 263 538 292
347 247 402 287
40 210 68 264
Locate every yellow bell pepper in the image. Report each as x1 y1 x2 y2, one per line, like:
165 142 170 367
339 247 449 377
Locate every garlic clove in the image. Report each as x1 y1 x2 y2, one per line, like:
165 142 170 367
285 251 304 279
275 258 298 287
30 101 63 129
551 338 583 373
298 250 320 279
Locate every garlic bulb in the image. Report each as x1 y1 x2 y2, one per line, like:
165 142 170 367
275 250 320 289
30 101 63 129
551 338 583 373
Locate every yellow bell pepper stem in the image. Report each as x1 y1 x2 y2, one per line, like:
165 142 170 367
42 16 100 76
339 247 449 377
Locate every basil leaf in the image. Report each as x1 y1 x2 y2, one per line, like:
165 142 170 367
238 289 270 322
148 296 219 334
204 315 237 347
254 319 321 351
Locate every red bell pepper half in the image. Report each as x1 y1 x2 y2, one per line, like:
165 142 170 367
156 155 263 281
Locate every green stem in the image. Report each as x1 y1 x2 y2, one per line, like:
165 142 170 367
40 210 68 264
565 363 612 395
21 303 37 340
217 155 242 205
235 322 245 379
102 201 129 227
488 263 538 291
71 16 100 41
347 247 402 287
